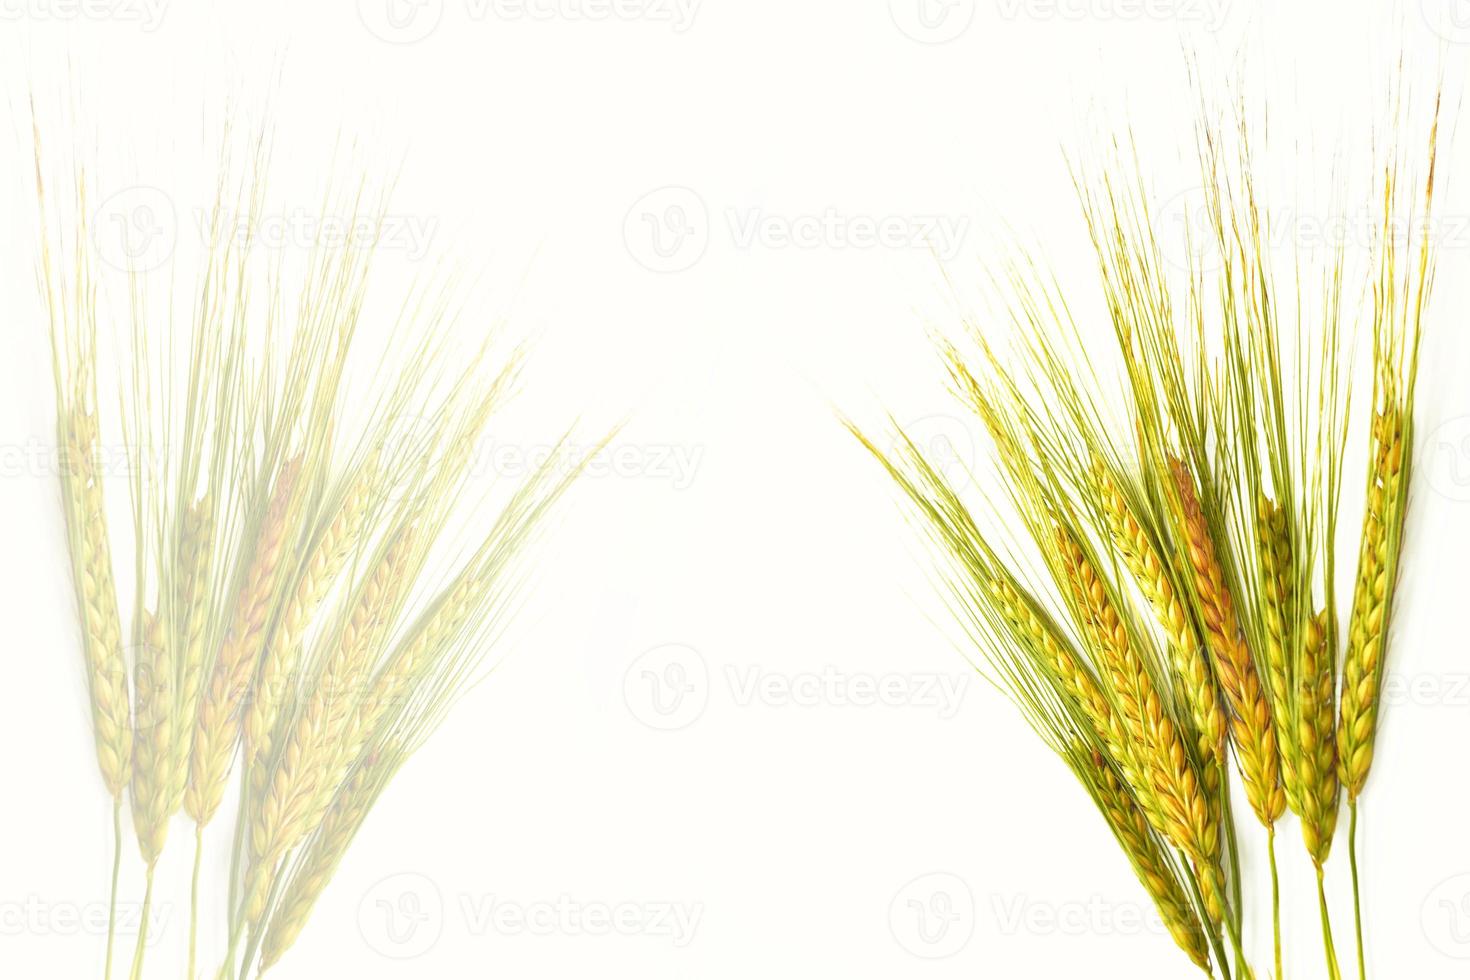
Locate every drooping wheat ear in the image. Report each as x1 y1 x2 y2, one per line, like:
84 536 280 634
1337 403 1406 800
185 458 303 826
1170 459 1285 826
1055 527 1216 866
352 571 474 742
245 457 379 784
1096 462 1226 774
165 497 215 816
1087 749 1211 971
63 404 132 798
1256 495 1297 808
130 611 174 864
258 750 392 973
245 524 419 924
1292 610 1340 865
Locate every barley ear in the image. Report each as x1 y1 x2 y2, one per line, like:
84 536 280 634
185 457 302 826
63 406 133 799
1337 404 1407 800
1171 460 1285 826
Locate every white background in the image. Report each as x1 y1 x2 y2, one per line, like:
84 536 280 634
3 1 1470 977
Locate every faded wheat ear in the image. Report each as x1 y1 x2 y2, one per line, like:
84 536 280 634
186 457 303 827
130 610 173 864
62 402 132 799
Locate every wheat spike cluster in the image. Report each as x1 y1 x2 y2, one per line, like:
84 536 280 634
854 93 1438 979
38 124 592 979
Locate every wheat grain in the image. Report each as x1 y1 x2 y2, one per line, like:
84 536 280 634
1293 610 1340 865
1257 495 1297 811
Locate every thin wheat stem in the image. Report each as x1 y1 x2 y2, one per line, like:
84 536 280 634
1209 873 1255 980
190 822 204 980
1268 827 1281 980
104 800 121 980
1349 800 1365 980
127 864 155 980
1317 864 1342 980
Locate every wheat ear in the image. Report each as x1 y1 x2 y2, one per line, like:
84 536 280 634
1097 464 1226 775
64 405 133 799
185 457 303 826
1337 404 1406 800
257 750 391 973
129 610 174 864
1171 460 1285 826
1088 749 1211 971
1257 495 1297 810
244 524 419 923
1056 528 1217 866
166 497 216 815
1293 610 1341 865
245 458 378 783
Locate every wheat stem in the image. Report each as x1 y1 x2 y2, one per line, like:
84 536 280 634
1349 800 1365 980
1268 827 1281 980
190 822 204 980
1317 864 1342 980
104 799 121 980
126 863 155 980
